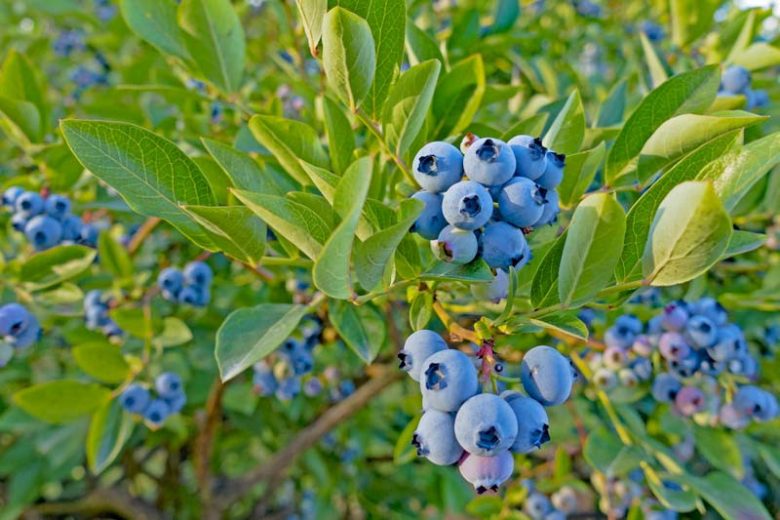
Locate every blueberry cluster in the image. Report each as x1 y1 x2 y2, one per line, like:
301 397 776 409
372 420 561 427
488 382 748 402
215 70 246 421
591 471 677 520
400 330 573 493
157 261 213 307
0 304 40 365
252 318 356 402
120 372 186 428
83 290 122 338
2 187 100 250
719 65 769 109
589 298 777 427
53 30 85 57
409 134 564 273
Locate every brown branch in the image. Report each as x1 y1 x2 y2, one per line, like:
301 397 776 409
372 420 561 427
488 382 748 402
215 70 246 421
196 378 226 512
127 217 161 255
23 486 164 520
211 366 403 513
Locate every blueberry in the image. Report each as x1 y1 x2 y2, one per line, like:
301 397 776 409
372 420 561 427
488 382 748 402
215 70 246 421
520 346 573 406
15 192 44 218
534 189 560 226
84 290 105 310
734 385 777 421
551 486 578 513
692 297 728 326
727 353 758 378
2 186 24 207
707 324 745 362
508 135 546 180
412 141 464 193
746 89 769 109
632 335 654 357
24 215 63 250
536 151 565 190
144 398 171 427
0 303 31 337
615 313 643 336
640 20 664 42
719 403 749 429
544 510 566 520
155 372 182 398
497 177 545 227
618 368 639 387
253 361 278 396
458 450 514 493
179 285 208 307
502 391 550 453
61 215 83 241
164 390 187 413
432 225 478 264
303 377 323 397
11 213 28 232
78 223 99 247
85 305 109 329
668 351 700 378
276 376 301 400
120 384 151 414
593 368 617 389
471 269 509 303
412 409 464 465
44 195 71 220
183 261 213 286
524 492 553 520
479 221 530 270
410 191 446 240
420 349 479 412
721 65 751 95
658 332 690 361
441 180 493 230
463 137 516 186
697 353 724 377
685 315 717 348
603 346 627 369
674 386 705 416
157 267 184 297
630 357 653 380
11 314 39 349
398 330 447 382
661 302 688 331
454 394 518 456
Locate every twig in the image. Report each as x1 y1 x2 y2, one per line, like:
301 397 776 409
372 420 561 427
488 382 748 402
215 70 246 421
432 301 480 343
127 217 161 255
196 378 226 513
23 487 164 520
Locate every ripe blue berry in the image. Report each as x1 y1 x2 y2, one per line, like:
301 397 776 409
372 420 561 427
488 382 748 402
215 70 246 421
524 492 553 520
44 195 71 220
10 315 40 349
275 376 301 401
2 186 24 207
432 225 478 264
398 330 447 382
692 297 728 326
536 151 565 190
410 191 446 240
11 213 28 232
0 303 31 337
303 377 323 397
463 137 516 186
721 65 750 95
734 385 778 421
412 409 464 466
508 135 546 180
458 450 514 493
164 390 187 413
24 215 63 250
479 221 530 270
668 351 700 378
179 285 208 307
534 189 559 226
503 391 550 453
441 180 493 230
61 215 83 241
659 332 690 361
183 261 213 286
144 398 171 427
454 393 518 456
685 315 717 348
674 386 705 416
155 372 183 398
470 269 509 303
708 324 745 361
412 141 464 193
661 302 688 331
78 223 99 247
157 268 184 298
497 177 545 227
120 384 151 414
520 346 573 406
15 192 44 218
420 349 479 412
253 362 278 396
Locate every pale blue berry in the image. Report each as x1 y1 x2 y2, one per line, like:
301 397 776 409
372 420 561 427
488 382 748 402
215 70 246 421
651 372 680 402
420 349 479 412
458 450 514 493
463 137 516 186
503 391 550 453
144 399 171 427
412 141 464 193
15 192 44 218
431 225 478 264
508 135 546 180
155 372 183 398
454 393 518 456
497 177 545 227
536 151 565 190
44 195 71 220
158 268 184 298
410 191 446 240
479 221 529 270
441 180 493 230
412 409 464 466
399 330 448 381
120 384 151 414
184 261 213 286
24 215 63 250
520 346 573 406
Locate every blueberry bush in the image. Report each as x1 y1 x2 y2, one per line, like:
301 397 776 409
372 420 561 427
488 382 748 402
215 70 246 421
0 0 779 518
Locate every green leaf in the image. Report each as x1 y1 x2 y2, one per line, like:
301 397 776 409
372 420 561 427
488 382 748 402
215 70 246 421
542 89 585 154
354 199 423 291
615 131 740 283
248 114 329 186
393 414 420 465
193 156 230 204
421 259 494 283
583 427 625 473
466 495 504 517
72 342 130 384
383 60 440 158
202 138 288 196
757 444 780 479
405 22 443 67
233 190 334 260
559 194 626 306
153 317 193 348
313 157 372 299
98 232 133 279
605 66 720 185
333 0 406 117
501 113 549 141
680 472 771 520
0 96 41 144
642 181 731 286
178 0 245 93
596 79 627 127
184 205 267 265
0 50 46 136
110 308 162 339
557 142 605 209
530 231 567 308
119 0 190 61
13 381 111 424
318 96 355 175
640 32 669 88
723 230 765 258
432 54 485 137
322 7 376 111
670 0 720 48
528 313 588 341
637 111 766 184
20 245 97 291
730 42 780 71
86 399 133 474
645 473 698 512
215 303 308 381
60 120 217 249
328 300 386 363
296 0 327 55
700 131 780 213
409 291 433 331
692 426 742 478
